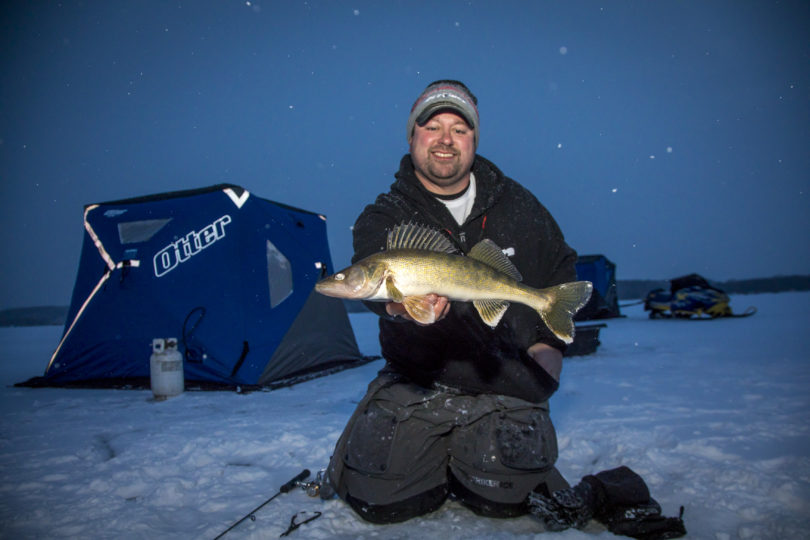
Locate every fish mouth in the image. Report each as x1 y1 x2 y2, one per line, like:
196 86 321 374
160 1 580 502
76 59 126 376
314 280 339 297
314 279 334 294
315 277 360 299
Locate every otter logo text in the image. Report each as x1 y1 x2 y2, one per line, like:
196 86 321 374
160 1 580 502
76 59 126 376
153 215 232 277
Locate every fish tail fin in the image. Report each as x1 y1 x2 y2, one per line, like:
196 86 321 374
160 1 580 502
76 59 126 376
536 281 593 344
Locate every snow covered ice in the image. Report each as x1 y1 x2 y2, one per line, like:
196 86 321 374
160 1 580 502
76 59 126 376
1 292 808 539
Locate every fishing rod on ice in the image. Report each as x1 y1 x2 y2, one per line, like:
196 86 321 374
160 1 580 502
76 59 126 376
213 469 311 539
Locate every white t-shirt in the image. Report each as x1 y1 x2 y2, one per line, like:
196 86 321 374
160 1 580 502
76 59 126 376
437 172 476 226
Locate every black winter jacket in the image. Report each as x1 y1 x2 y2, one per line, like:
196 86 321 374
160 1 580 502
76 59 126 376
352 154 578 403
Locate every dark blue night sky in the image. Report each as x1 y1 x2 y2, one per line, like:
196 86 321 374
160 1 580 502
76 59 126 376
2 1 808 308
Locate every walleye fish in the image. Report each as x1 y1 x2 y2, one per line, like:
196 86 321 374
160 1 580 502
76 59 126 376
315 223 592 344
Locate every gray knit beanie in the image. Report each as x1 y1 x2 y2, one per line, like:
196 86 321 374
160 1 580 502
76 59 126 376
407 80 479 146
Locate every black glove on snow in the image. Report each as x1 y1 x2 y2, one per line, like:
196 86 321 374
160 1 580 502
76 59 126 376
527 480 595 531
581 466 687 540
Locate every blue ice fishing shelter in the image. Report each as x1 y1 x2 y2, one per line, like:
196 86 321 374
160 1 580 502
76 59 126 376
33 184 364 388
573 254 621 321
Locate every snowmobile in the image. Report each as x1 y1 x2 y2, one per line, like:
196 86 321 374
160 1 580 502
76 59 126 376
644 274 756 319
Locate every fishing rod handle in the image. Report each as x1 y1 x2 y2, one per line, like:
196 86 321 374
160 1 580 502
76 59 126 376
280 469 310 493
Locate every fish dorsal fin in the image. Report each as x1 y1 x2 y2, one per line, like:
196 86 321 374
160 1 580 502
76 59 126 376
387 223 457 253
468 239 523 282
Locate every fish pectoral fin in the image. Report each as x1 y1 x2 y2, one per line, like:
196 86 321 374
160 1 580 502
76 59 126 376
402 295 437 324
473 299 510 328
385 276 404 303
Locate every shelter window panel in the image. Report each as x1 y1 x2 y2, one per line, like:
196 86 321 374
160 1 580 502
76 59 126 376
266 240 293 308
117 218 172 244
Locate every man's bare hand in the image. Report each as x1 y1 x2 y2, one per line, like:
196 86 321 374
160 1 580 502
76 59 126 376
527 342 563 382
386 294 450 325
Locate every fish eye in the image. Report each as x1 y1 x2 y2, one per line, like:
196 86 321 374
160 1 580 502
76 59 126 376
335 273 345 281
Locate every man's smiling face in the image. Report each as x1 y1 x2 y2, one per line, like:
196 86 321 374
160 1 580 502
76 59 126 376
409 111 476 196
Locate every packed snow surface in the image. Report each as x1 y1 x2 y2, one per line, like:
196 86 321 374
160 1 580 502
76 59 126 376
1 292 808 539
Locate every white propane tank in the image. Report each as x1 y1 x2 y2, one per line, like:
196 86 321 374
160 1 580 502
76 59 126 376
150 338 184 400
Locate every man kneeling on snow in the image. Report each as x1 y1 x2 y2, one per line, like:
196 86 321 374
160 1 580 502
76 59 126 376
320 80 685 539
